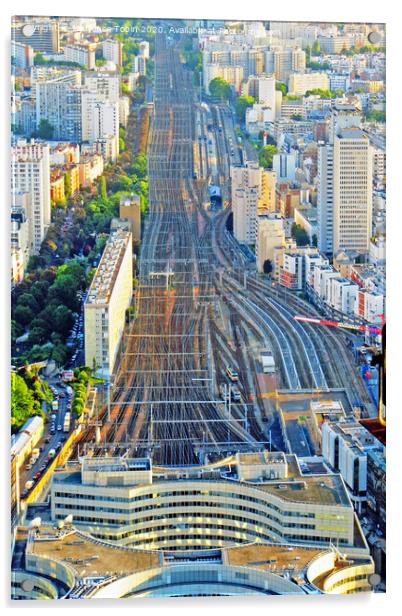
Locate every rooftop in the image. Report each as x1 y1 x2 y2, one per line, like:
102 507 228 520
85 228 131 305
29 528 161 578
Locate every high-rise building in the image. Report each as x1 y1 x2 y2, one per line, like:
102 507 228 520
139 41 150 59
332 129 372 254
231 161 263 244
204 64 244 94
11 140 51 255
83 72 121 102
12 19 60 53
119 195 141 242
81 90 120 154
84 228 133 378
134 55 147 76
102 39 123 66
35 74 82 141
265 47 305 82
11 40 34 68
318 105 372 256
64 44 96 69
273 153 297 181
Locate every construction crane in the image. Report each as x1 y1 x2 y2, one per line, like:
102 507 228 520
293 315 386 445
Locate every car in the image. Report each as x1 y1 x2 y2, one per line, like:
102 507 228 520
45 436 51 444
57 424 62 431
50 427 55 435
25 464 32 471
34 472 41 480
40 464 46 472
59 393 66 398
21 489 29 498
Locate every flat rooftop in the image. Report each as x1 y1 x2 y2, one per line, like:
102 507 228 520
85 228 131 305
224 542 324 574
30 528 161 578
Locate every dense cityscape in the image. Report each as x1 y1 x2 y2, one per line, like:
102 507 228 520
10 16 386 600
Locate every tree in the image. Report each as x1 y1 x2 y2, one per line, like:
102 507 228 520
312 40 321 55
263 259 273 274
110 174 132 192
34 52 47 66
235 95 255 122
100 176 107 200
11 373 36 432
36 119 54 140
64 173 72 199
209 77 231 100
275 82 288 96
13 304 34 327
258 144 278 169
27 327 48 346
51 305 74 336
291 223 309 246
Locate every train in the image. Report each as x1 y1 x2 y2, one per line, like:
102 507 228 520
11 416 44 469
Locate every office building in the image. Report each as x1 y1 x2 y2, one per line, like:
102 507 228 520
12 19 60 53
322 420 381 512
318 105 372 256
119 195 141 242
84 228 133 378
102 39 123 66
332 129 372 254
11 140 51 255
50 452 370 557
134 55 147 76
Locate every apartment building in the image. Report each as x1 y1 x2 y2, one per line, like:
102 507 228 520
64 44 96 69
119 195 141 242
11 140 51 254
35 74 82 142
288 72 329 96
265 47 306 82
204 63 244 93
102 39 123 66
256 214 286 273
83 72 121 102
81 90 119 154
232 161 272 244
84 228 133 378
11 40 34 69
